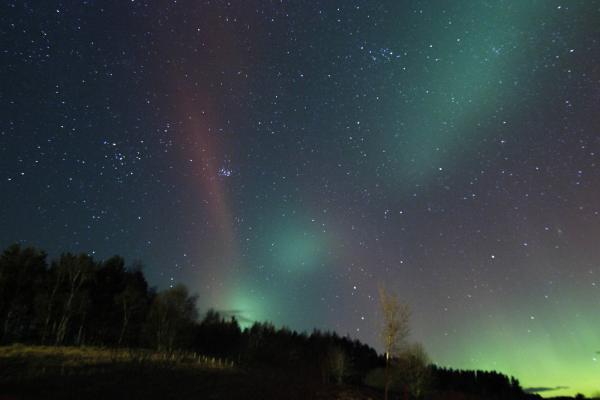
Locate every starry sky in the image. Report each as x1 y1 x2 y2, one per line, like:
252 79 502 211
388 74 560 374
2 0 600 396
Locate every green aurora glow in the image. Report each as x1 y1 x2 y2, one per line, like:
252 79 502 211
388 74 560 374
382 2 582 184
4 0 600 397
429 298 600 397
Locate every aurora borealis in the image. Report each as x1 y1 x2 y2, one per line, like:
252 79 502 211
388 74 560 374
2 0 600 396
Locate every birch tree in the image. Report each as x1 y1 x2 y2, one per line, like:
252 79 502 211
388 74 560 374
379 285 410 400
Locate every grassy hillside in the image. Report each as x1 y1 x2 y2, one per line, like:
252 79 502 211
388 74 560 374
0 345 380 400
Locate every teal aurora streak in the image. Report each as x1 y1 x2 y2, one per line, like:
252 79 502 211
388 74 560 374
2 0 599 397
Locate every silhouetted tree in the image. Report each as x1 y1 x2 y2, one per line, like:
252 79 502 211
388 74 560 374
194 310 242 359
39 258 64 344
53 253 94 345
379 285 410 400
0 244 47 343
88 256 127 344
0 243 539 400
145 285 197 351
320 345 349 384
430 365 529 400
115 263 150 346
396 342 430 398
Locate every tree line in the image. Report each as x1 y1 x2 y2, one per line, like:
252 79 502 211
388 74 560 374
0 243 538 399
0 244 379 381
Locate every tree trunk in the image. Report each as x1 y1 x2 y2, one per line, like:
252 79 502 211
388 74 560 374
2 309 14 342
118 299 129 346
55 283 76 344
76 311 86 345
384 352 390 400
55 303 71 345
41 272 62 344
55 268 84 345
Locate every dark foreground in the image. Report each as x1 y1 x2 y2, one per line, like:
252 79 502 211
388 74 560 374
1 346 592 400
0 345 381 400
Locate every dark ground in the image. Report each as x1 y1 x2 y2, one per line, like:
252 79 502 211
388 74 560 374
0 346 382 400
0 346 589 400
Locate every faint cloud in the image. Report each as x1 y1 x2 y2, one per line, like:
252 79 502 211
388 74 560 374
216 309 254 324
524 386 569 393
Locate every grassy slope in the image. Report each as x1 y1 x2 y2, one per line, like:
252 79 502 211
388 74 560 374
0 345 381 400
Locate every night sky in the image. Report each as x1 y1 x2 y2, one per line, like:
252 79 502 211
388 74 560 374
2 1 600 396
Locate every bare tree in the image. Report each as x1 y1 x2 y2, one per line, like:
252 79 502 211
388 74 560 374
115 267 148 346
397 342 430 398
54 254 94 345
379 285 410 400
321 345 349 384
146 285 198 351
0 245 47 342
40 263 65 344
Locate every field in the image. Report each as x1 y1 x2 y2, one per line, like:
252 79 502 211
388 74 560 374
0 345 380 400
